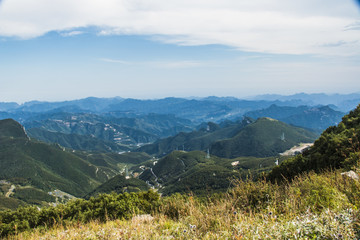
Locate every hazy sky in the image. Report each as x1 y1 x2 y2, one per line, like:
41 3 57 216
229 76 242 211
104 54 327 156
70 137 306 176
0 0 359 102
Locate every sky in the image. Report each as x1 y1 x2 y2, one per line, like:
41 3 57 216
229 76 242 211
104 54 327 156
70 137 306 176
0 0 359 103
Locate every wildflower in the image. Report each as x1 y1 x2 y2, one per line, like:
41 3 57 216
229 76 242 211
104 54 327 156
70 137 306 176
189 224 196 229
183 230 187 233
268 211 273 216
338 234 343 239
233 211 237 215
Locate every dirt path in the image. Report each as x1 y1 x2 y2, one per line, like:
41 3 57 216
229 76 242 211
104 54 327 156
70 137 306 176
5 185 15 198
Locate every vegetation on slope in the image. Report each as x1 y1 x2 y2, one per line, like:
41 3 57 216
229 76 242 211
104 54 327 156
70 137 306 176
85 175 150 198
211 117 317 158
27 128 129 152
137 118 254 156
2 170 360 239
0 119 125 209
2 105 360 238
269 104 360 181
137 150 281 195
0 190 159 237
23 112 194 149
0 119 28 138
72 151 151 178
0 119 157 210
0 136 102 197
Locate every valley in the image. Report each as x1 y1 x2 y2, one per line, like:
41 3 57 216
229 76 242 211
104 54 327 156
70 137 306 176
0 94 359 239
0 94 357 209
2 1 359 237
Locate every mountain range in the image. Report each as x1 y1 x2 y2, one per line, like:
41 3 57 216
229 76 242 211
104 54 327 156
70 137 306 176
2 93 358 122
249 92 360 112
244 104 344 132
0 94 359 210
0 94 352 153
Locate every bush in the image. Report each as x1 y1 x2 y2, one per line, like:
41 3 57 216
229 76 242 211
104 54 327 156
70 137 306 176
287 173 351 213
228 178 280 212
159 193 192 220
0 190 159 237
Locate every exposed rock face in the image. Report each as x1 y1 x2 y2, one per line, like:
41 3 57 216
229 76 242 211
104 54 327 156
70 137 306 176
341 170 359 181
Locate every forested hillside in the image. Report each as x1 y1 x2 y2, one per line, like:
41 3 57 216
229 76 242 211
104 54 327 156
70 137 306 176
0 119 152 209
269 104 360 181
210 117 317 158
137 118 254 156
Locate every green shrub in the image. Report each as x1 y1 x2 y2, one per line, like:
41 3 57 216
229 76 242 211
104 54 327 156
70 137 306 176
159 193 192 220
228 178 280 212
287 173 352 213
0 190 159 237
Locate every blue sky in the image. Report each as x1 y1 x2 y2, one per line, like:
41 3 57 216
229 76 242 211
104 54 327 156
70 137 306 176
0 0 359 103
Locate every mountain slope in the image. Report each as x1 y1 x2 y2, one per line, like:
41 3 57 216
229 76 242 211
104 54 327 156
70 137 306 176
137 118 254 156
85 175 150 198
24 113 158 146
27 128 130 152
0 119 125 202
0 118 29 138
282 106 344 131
23 112 194 149
136 150 279 195
268 103 360 181
210 118 317 158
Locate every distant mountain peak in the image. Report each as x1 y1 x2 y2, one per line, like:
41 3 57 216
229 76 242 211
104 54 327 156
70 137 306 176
262 117 279 122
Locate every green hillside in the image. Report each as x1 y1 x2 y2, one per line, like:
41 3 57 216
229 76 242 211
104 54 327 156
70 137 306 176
23 112 194 149
137 150 279 195
269 104 360 181
137 118 254 156
210 118 317 158
23 113 158 146
0 119 128 209
27 128 130 152
73 151 151 170
0 119 28 138
85 175 150 198
0 137 102 196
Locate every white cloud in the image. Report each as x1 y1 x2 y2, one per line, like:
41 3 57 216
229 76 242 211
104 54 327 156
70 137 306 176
0 0 359 56
99 58 204 69
99 58 131 64
60 30 84 37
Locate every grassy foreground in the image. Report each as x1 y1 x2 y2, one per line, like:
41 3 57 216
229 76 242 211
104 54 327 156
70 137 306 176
4 169 360 239
9 210 356 240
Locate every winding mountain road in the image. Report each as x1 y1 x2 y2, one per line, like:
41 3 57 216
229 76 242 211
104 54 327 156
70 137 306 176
5 185 15 198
